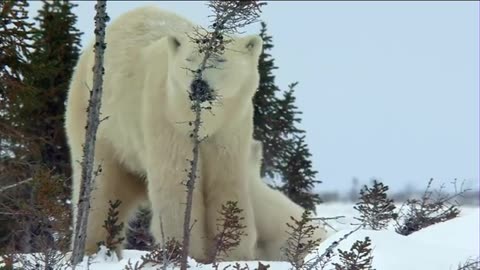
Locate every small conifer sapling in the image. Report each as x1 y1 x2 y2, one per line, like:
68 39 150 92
353 180 396 230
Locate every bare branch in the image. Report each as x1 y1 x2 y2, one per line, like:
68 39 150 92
304 224 364 270
70 0 109 266
309 216 346 221
457 257 480 270
179 1 265 269
395 178 467 236
0 177 32 193
310 215 346 233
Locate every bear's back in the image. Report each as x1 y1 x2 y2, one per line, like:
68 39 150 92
106 5 196 49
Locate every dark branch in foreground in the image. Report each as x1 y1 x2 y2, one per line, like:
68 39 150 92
70 0 109 266
179 2 264 269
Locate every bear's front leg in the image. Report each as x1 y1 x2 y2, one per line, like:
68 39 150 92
71 141 147 259
146 140 209 262
201 140 257 261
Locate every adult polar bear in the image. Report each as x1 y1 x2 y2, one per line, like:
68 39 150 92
65 5 263 261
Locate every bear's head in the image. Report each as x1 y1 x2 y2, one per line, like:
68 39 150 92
166 32 263 101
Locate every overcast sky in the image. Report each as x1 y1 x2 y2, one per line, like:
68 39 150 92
27 1 479 192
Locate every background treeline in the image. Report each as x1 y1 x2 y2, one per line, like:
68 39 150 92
0 0 321 252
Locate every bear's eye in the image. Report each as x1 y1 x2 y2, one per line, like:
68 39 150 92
186 57 194 62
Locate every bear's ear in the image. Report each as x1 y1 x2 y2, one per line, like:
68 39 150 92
251 139 263 162
244 35 263 57
167 35 182 54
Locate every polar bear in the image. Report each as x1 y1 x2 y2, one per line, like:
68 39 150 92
65 6 262 262
250 140 328 261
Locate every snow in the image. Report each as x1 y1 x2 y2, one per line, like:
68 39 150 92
311 211 479 269
3 203 478 270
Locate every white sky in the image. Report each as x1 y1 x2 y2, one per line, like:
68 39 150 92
26 1 479 192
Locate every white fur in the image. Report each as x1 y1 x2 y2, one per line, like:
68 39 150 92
250 140 328 261
65 5 262 262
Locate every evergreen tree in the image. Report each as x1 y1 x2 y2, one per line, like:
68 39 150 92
253 21 282 178
279 134 322 212
0 0 35 159
126 207 155 251
274 82 304 138
254 23 322 211
0 0 33 83
0 0 36 253
275 83 321 212
0 0 82 252
353 180 396 230
21 0 83 175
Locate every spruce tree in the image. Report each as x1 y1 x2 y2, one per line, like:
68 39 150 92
126 207 155 251
254 23 322 211
279 135 322 212
253 21 282 178
0 0 82 252
274 82 304 138
0 0 33 82
353 180 396 230
0 0 35 159
276 83 321 212
21 0 83 175
0 0 36 253
24 0 82 249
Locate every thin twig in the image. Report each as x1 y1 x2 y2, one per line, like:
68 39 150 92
0 177 32 193
179 2 264 269
310 216 346 233
457 257 480 270
309 216 345 221
304 224 364 270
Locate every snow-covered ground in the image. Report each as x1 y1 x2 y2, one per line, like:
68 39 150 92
313 203 479 270
4 203 479 270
